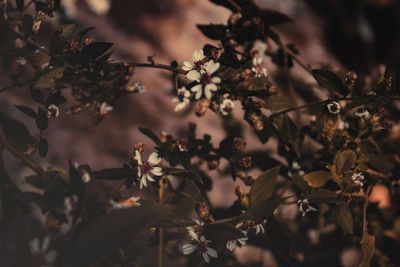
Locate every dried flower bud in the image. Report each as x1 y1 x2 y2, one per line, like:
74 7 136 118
134 143 145 153
228 13 242 25
345 71 358 87
176 138 187 152
248 112 264 131
233 137 246 151
235 185 246 197
160 131 169 143
194 202 210 221
238 156 252 169
208 160 219 170
195 99 210 117
46 104 60 118
240 195 250 208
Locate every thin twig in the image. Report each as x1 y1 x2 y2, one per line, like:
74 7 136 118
127 63 186 74
158 178 165 267
0 134 46 175
362 185 372 234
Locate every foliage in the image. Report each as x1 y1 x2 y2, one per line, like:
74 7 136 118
0 0 400 266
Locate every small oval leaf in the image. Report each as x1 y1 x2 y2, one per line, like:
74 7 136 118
303 171 332 188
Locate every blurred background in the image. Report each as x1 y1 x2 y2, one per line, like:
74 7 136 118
1 0 399 266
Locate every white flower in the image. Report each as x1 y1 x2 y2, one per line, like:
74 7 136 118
288 162 305 177
255 219 267 235
251 57 268 77
46 104 60 118
188 60 221 100
134 82 146 93
86 0 111 15
16 57 27 65
327 101 340 114
172 87 191 112
219 99 235 116
110 196 141 209
337 119 349 130
351 172 365 187
355 107 369 118
226 223 248 251
29 236 57 267
182 235 218 263
64 195 78 216
298 199 317 216
186 219 204 241
100 102 113 116
134 150 162 189
183 49 206 72
81 169 91 183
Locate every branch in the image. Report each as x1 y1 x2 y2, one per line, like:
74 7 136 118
362 185 372 234
0 134 46 175
127 63 186 74
158 178 165 267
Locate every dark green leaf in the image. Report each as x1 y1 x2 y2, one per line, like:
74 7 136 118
335 150 357 174
24 174 48 189
266 95 296 112
69 160 84 196
22 14 33 36
312 69 347 96
59 202 166 267
203 223 245 243
240 198 283 223
360 233 375 267
80 42 113 66
35 107 48 130
330 205 353 234
0 110 35 152
197 24 228 40
308 189 339 203
38 138 48 157
15 105 36 118
138 127 161 145
303 171 331 188
50 24 77 53
259 8 293 26
30 88 44 104
35 67 66 89
249 165 281 205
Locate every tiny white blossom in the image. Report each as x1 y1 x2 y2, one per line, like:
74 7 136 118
172 87 191 112
226 223 248 251
64 195 78 216
16 57 27 65
100 102 113 116
134 82 146 93
355 107 369 118
182 235 218 263
134 150 162 189
251 57 268 77
110 196 141 209
188 60 221 100
288 162 305 177
351 172 365 187
186 219 204 241
255 219 267 235
81 169 91 183
46 104 60 118
219 99 235 116
327 101 340 114
298 199 317 216
183 49 206 72
29 236 57 267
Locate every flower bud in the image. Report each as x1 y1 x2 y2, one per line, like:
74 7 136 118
233 137 246 151
345 71 358 87
195 99 210 117
238 156 252 169
235 186 246 197
134 143 145 153
208 160 219 170
248 112 264 131
194 202 210 221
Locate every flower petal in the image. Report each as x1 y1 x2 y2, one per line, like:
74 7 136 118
186 70 201 81
207 247 218 258
205 60 220 74
148 152 161 165
202 253 210 263
151 167 163 176
183 61 194 71
29 238 40 253
182 244 196 254
175 101 187 112
146 174 155 182
193 49 204 61
211 76 221 84
140 176 147 189
42 236 50 251
134 150 142 165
